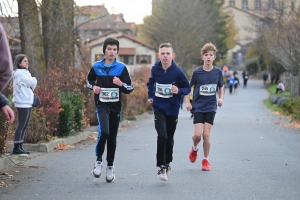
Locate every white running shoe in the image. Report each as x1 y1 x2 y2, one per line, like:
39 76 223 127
156 167 168 181
91 161 102 178
166 165 171 177
106 166 115 182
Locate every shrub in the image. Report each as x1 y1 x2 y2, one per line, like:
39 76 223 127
281 97 300 121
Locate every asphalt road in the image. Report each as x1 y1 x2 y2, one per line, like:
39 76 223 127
1 77 300 200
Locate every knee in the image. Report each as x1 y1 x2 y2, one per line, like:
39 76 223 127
158 134 168 143
192 134 201 141
203 133 210 141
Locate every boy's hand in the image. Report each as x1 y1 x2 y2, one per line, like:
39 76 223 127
218 98 223 107
186 102 192 111
113 76 123 87
147 98 153 104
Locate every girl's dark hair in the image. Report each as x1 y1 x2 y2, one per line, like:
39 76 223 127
14 54 27 69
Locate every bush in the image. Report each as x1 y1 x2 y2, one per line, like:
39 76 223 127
281 97 300 121
57 92 84 136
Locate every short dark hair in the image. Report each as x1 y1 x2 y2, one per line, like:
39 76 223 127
158 43 173 52
103 37 119 54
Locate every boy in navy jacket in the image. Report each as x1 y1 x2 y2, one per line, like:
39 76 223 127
147 43 190 181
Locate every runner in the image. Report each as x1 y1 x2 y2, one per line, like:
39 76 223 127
186 42 224 171
86 37 134 182
147 43 190 181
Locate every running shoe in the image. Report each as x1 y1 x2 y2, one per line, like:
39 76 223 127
166 165 171 177
189 149 198 163
91 161 102 178
202 159 211 171
106 166 115 182
156 166 168 181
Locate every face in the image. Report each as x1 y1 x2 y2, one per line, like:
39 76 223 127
19 57 29 69
157 47 175 66
105 44 118 61
201 51 216 65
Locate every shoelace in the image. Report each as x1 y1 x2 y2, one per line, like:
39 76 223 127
157 167 166 175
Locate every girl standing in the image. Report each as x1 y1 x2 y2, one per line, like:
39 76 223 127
12 54 37 155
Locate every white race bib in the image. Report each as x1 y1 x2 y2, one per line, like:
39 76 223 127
99 88 119 102
155 83 173 98
199 84 217 96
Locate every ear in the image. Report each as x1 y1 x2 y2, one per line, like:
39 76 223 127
172 53 176 59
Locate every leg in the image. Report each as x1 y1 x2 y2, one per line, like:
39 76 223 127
165 115 178 164
95 108 110 160
20 108 32 142
154 110 167 167
202 122 212 158
106 111 120 166
14 108 31 143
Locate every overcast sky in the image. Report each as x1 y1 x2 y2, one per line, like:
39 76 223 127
75 0 152 24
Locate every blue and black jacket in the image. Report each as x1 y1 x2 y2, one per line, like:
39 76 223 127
86 58 134 112
147 60 190 115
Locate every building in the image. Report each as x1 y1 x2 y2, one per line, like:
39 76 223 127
85 30 156 74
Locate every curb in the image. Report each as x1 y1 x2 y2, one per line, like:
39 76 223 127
0 112 152 171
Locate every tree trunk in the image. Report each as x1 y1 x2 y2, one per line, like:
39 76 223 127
290 75 299 97
41 0 74 70
17 0 46 80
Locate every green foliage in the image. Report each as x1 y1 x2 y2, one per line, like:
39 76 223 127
57 92 84 136
264 98 282 112
281 97 300 121
140 0 232 72
267 84 290 97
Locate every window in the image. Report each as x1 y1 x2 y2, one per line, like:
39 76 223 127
119 55 134 65
255 0 261 10
268 0 275 10
242 0 248 10
136 55 151 64
229 0 235 6
94 54 104 62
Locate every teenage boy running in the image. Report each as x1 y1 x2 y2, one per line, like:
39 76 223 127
186 42 224 171
147 43 190 181
86 37 134 182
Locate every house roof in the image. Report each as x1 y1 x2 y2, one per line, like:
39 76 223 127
78 21 134 31
222 5 264 19
87 30 154 50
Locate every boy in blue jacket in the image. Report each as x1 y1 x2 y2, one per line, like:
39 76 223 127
147 43 190 181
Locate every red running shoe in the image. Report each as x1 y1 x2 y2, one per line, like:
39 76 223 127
189 149 198 163
202 159 211 171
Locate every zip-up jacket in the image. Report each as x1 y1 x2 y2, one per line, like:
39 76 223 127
12 68 37 108
147 60 190 115
86 58 134 112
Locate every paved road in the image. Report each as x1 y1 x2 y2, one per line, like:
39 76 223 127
1 78 300 200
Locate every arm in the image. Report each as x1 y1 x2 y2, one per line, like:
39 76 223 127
0 93 15 124
217 86 224 107
86 67 100 94
0 23 13 92
177 70 191 96
147 68 155 104
117 67 134 94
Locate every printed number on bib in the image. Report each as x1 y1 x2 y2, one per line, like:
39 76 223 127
99 88 119 102
200 84 217 96
155 83 173 98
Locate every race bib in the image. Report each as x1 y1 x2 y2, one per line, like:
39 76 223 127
199 84 217 96
99 88 119 102
155 83 173 98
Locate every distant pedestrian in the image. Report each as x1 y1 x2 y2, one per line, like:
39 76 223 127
186 42 224 171
12 54 37 155
276 81 285 94
147 43 190 181
233 73 240 94
87 37 134 182
271 73 275 85
263 73 268 86
0 23 14 124
243 72 249 88
227 74 234 94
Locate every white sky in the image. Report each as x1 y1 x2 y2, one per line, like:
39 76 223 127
74 0 152 24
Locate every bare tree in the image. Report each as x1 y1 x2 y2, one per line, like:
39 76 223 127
17 0 46 79
41 0 74 70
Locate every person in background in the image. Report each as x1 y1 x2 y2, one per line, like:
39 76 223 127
227 74 234 94
12 54 37 155
0 23 14 124
147 43 190 181
263 73 268 86
276 81 285 94
186 42 224 171
243 72 249 88
233 73 240 94
87 37 134 182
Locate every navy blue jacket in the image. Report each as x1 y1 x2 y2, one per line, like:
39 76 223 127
86 58 134 112
147 60 190 115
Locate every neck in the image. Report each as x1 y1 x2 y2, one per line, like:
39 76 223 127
105 58 114 65
203 64 213 71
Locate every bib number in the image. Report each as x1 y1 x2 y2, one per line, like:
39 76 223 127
200 84 217 96
155 83 173 98
99 88 119 102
